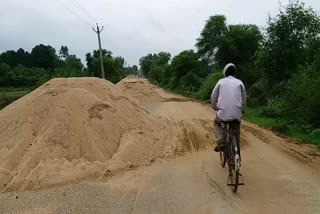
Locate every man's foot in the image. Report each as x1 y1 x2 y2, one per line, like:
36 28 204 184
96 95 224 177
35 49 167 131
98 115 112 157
214 144 225 152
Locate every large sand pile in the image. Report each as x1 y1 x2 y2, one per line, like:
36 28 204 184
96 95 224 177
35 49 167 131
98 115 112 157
0 78 213 192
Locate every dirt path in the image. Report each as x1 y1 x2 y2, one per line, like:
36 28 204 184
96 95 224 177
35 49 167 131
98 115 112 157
1 78 320 214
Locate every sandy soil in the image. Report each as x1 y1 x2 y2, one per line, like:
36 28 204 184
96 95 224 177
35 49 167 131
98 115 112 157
0 77 319 213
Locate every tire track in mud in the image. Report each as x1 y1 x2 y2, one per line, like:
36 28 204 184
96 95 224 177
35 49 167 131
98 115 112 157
241 122 320 167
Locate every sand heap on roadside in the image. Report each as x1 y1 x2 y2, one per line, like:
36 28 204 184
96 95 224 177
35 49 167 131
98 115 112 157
0 77 213 192
0 78 161 192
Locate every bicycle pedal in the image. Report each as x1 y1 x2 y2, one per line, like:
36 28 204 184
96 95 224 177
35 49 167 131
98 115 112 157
227 173 245 186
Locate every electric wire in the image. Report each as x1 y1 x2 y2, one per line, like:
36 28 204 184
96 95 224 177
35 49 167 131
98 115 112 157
53 0 94 27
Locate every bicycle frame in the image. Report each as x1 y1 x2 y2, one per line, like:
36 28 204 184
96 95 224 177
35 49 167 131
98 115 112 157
220 122 244 192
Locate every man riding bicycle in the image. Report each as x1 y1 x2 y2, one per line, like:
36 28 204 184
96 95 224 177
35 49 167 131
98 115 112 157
211 63 247 152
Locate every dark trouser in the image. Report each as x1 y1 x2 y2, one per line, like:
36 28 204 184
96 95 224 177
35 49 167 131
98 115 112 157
214 117 241 147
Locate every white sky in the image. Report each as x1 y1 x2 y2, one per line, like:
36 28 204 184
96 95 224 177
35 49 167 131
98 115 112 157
0 0 320 66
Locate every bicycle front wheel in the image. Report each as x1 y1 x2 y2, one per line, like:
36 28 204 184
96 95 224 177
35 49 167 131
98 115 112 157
229 135 239 193
219 150 226 168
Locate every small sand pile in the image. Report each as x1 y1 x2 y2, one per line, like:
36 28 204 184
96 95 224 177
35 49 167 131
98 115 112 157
116 78 162 104
0 77 213 192
117 78 192 104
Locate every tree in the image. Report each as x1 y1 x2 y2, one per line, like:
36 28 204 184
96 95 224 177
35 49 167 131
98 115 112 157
132 65 138 72
196 15 228 64
65 55 83 71
31 44 58 70
93 49 112 58
196 15 262 86
0 49 32 68
86 49 129 82
218 25 262 85
0 63 11 85
139 54 157 76
0 50 17 67
155 52 171 65
59 46 69 59
85 53 94 76
54 54 84 78
170 50 202 90
16 48 32 67
139 52 171 79
257 0 320 82
216 25 262 67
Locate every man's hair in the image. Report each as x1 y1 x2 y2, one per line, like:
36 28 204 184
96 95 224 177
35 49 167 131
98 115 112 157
225 66 236 77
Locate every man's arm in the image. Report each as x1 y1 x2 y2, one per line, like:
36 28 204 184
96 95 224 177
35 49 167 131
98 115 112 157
211 81 220 110
241 83 247 108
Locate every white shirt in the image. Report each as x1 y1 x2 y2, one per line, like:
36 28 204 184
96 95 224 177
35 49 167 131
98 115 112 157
211 76 247 121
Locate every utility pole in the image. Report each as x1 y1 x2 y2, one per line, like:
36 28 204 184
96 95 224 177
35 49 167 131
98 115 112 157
93 23 105 79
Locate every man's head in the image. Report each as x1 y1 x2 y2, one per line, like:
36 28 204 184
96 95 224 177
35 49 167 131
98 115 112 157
223 63 236 77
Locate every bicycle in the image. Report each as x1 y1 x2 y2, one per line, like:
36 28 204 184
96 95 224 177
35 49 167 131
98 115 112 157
219 120 244 192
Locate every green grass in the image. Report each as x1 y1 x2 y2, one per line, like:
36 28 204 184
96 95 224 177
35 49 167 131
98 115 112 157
244 107 320 148
0 87 30 95
0 88 31 109
243 108 277 128
0 90 30 98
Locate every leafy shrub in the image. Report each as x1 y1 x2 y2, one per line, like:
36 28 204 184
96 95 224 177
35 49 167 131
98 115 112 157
311 129 320 139
176 72 203 94
261 97 285 117
0 93 21 109
284 59 320 126
193 72 222 101
271 120 289 132
247 79 270 106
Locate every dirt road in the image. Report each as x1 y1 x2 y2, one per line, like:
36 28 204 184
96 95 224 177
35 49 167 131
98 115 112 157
1 78 320 214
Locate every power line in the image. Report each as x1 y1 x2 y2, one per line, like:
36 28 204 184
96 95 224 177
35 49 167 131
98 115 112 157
53 0 93 27
68 0 98 23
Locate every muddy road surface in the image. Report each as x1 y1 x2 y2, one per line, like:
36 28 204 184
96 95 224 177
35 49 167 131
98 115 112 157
1 78 319 214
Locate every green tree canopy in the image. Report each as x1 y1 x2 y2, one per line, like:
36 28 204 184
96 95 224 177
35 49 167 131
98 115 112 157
59 46 69 59
139 52 171 78
196 15 262 86
31 44 58 70
257 0 320 82
196 15 228 64
0 49 32 68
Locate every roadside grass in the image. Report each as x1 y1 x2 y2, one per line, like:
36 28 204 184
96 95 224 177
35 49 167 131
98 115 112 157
243 107 320 148
0 88 31 109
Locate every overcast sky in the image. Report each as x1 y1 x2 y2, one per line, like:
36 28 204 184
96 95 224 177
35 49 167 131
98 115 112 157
1 0 320 66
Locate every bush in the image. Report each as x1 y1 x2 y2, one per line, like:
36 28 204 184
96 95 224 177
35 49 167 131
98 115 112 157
247 79 270 106
193 72 222 101
283 59 320 126
0 93 21 109
176 72 203 95
271 120 289 132
311 129 320 139
261 96 285 117
0 65 50 87
54 67 84 78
